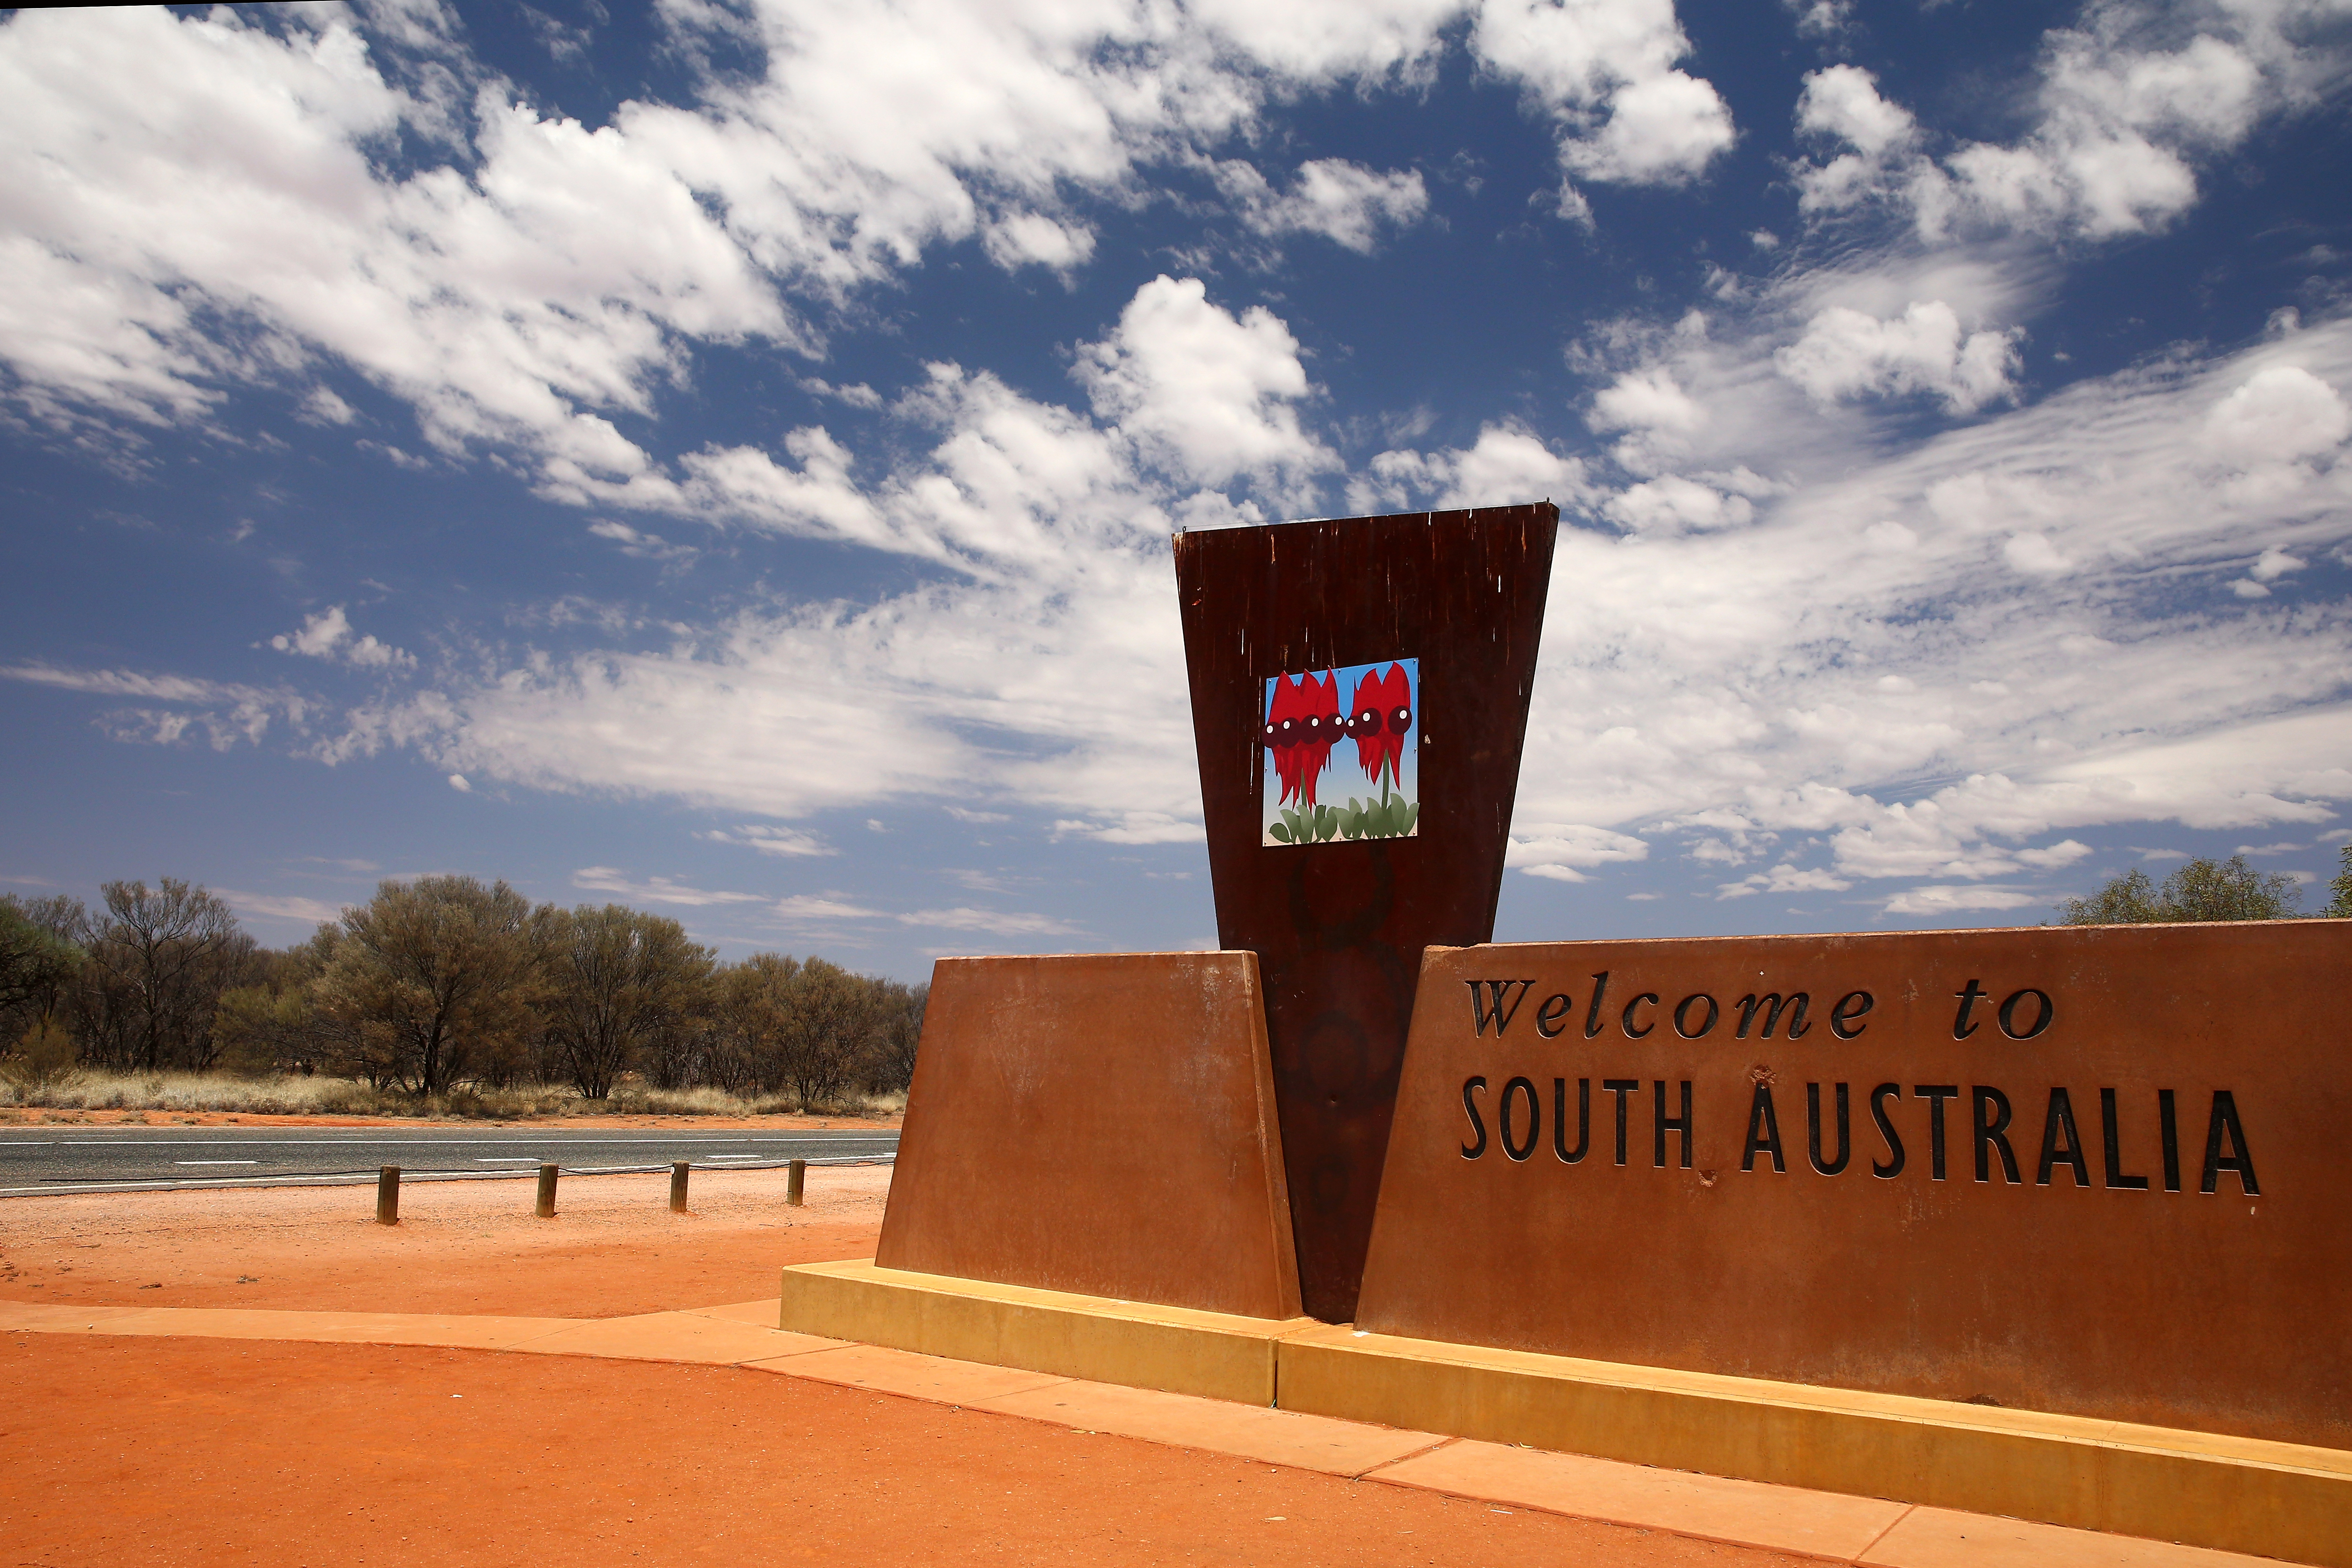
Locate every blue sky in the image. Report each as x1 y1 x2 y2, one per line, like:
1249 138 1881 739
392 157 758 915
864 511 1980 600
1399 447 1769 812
3 0 2349 979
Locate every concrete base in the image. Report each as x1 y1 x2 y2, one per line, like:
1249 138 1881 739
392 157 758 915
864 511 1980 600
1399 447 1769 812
778 1259 1313 1406
782 1260 2352 1567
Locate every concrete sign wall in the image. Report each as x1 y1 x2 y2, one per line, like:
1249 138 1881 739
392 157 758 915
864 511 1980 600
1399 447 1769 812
1355 921 2351 1448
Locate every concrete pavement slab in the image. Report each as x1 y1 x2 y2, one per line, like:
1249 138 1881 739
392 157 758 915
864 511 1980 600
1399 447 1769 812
509 1310 843 1365
755 1341 1071 1403
1365 1438 1912 1562
1859 1506 2288 1568
977 1377 1454 1476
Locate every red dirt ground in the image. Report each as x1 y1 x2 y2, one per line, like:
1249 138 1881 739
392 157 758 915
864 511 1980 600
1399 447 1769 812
0 1336 1809 1568
0 1172 1809 1568
0 1165 891 1317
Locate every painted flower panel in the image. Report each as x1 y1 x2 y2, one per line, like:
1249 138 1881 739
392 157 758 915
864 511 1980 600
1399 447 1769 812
1262 658 1418 846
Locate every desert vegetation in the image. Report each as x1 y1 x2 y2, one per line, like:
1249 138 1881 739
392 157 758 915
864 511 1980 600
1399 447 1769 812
0 876 922 1116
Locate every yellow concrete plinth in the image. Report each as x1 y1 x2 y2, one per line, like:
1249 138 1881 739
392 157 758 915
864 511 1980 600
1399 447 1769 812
776 1264 2352 1566
777 1259 1313 1406
1277 1324 2352 1568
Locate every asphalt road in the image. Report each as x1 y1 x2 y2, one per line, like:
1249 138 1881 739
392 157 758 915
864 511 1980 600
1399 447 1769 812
0 1126 898 1196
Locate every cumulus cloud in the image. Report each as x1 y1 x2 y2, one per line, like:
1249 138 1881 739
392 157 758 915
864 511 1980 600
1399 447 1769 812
1212 157 1431 253
1074 276 1335 494
1472 0 1736 189
271 606 415 670
1793 9 2342 242
1353 422 1590 513
1775 301 2022 414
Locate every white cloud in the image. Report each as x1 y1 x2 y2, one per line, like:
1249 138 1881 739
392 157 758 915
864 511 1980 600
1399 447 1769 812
1507 823 1650 880
2203 365 2352 464
896 905 1083 936
570 867 766 906
1471 0 1736 187
216 889 346 925
1213 157 1431 253
774 894 886 921
1355 422 1590 514
1074 276 1335 495
1718 863 1853 899
271 606 415 669
1794 12 2337 242
703 826 836 858
1881 884 2043 916
1776 302 2022 414
447 773 471 792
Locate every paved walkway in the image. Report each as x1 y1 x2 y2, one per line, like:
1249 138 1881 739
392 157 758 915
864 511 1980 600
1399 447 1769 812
0 1297 2287 1567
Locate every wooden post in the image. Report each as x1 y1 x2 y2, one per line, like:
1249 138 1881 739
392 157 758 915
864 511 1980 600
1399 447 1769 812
536 1162 558 1218
375 1165 399 1225
787 1158 806 1207
669 1161 690 1213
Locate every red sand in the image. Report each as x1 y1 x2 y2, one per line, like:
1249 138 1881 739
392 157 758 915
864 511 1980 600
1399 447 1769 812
0 1164 891 1317
0 1171 1808 1567
0 1336 1806 1568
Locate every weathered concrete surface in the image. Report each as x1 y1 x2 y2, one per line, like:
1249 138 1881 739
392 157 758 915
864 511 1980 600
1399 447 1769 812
875 950 1301 1320
1356 922 2352 1450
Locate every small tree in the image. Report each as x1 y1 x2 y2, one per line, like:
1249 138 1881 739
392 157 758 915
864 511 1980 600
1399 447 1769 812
2326 844 2352 919
0 898 83 1040
313 877 539 1096
2058 855 2303 925
537 904 714 1099
775 957 881 1111
707 952 799 1097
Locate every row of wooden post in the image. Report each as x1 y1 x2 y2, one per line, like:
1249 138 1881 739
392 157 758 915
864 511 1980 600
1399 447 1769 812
374 1157 809 1225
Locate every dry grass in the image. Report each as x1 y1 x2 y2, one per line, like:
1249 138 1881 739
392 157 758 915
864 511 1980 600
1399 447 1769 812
0 1070 885 1120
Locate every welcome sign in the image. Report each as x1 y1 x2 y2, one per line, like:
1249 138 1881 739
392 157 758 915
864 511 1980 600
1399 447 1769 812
1354 921 2352 1449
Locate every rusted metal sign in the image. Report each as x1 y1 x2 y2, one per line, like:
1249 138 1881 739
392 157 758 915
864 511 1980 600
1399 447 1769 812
1360 923 2352 1447
1175 505 1556 1321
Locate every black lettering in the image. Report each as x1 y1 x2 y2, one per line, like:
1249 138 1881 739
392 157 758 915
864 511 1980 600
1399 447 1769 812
1807 1082 1851 1176
1742 1084 1786 1172
1870 1083 1906 1178
1467 979 1532 1036
2159 1088 2181 1192
1673 993 1719 1038
2037 1088 2090 1187
1999 988 2054 1040
1534 993 1573 1039
1553 1077 1590 1163
1829 990 1875 1039
1622 994 1658 1039
1973 1086 2021 1184
1952 979 1988 1040
2201 1090 2259 1196
1603 1079 1639 1165
1654 1079 1694 1169
2100 1088 2148 1190
1584 971 1611 1038
1736 992 1811 1039
1500 1076 1539 1162
1460 1076 1488 1159
1914 1085 1959 1180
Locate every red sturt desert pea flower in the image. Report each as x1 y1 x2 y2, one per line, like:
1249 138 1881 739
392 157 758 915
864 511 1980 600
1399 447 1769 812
1347 663 1412 792
1264 671 1342 807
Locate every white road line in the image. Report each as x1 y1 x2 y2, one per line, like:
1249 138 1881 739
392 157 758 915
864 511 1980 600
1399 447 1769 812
473 1158 541 1162
174 1160 259 1165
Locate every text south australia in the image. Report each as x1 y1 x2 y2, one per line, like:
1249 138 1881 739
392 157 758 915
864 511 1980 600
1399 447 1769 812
1453 975 2259 1195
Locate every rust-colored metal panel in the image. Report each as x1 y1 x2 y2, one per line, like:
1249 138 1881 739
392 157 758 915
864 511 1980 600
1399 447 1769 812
875 951 1302 1321
1358 922 2352 1448
1174 506 1556 1322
